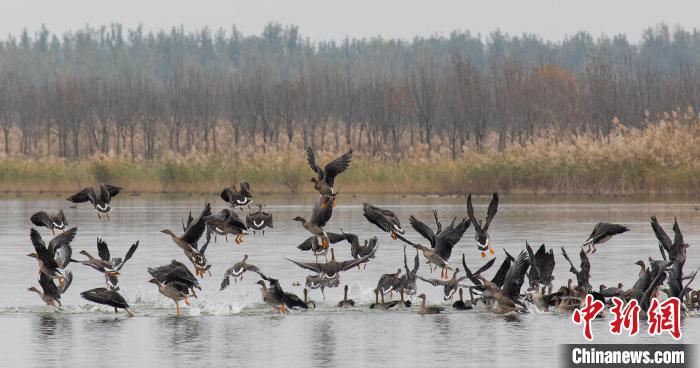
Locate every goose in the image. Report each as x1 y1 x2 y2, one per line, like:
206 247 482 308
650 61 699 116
29 227 78 273
220 254 267 290
582 222 629 254
79 238 138 290
418 267 490 301
161 203 212 277
81 287 133 316
561 246 591 291
452 288 473 310
417 294 444 314
478 250 530 313
203 208 249 245
30 209 68 235
650 216 688 265
246 204 273 235
466 193 499 257
409 209 470 262
294 196 333 249
401 246 420 296
376 269 403 298
220 181 253 209
362 202 404 240
329 230 378 269
399 287 411 308
306 147 353 208
149 278 193 316
287 247 377 279
369 288 399 310
526 243 555 292
257 278 308 313
304 288 317 309
67 183 121 220
28 228 68 284
305 272 340 299
148 260 202 298
28 273 63 309
337 285 355 307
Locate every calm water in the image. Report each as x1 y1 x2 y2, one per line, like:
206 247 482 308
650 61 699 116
1 194 699 367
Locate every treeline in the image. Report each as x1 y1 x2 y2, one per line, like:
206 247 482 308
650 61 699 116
0 23 699 161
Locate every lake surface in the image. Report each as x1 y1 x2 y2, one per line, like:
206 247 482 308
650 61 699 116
1 193 699 367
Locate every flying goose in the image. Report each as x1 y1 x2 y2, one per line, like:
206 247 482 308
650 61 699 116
220 181 253 209
306 147 353 208
466 193 499 257
67 184 121 220
582 222 629 254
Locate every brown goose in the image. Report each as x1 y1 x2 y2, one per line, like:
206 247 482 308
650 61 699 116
582 222 629 254
467 193 499 257
294 196 333 249
417 294 444 314
81 287 133 316
203 208 249 245
79 238 139 290
337 284 355 307
306 147 353 208
28 273 63 309
246 204 273 235
30 209 68 236
67 183 121 220
410 209 470 262
161 203 212 277
220 254 267 290
287 247 378 278
220 181 253 209
362 202 405 240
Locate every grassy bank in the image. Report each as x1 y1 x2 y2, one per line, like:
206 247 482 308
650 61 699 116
2 119 700 195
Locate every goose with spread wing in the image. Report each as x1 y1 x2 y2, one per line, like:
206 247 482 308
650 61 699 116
161 202 212 277
28 228 71 285
417 268 473 301
220 254 268 290
401 246 420 296
79 238 139 290
376 269 403 298
363 202 405 240
67 183 121 220
30 209 68 236
204 207 249 245
306 147 353 208
478 250 530 313
148 261 201 315
526 243 555 292
395 234 452 280
29 227 78 274
329 230 378 269
246 204 273 235
294 196 333 249
287 247 377 278
220 181 253 209
467 193 499 258
561 246 591 291
410 210 469 262
582 222 629 254
81 288 133 316
650 216 688 265
28 272 64 309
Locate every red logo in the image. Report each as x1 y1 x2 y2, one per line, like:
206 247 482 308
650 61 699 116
572 294 605 341
609 297 640 336
647 297 682 340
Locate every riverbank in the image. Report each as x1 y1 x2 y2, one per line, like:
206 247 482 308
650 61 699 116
2 120 700 196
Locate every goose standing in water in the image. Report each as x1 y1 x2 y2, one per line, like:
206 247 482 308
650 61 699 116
582 222 629 254
416 294 444 314
306 147 353 208
337 284 355 307
362 202 405 240
67 183 121 220
257 278 308 313
410 209 470 263
203 208 249 245
30 209 68 236
246 204 273 235
161 203 212 277
81 287 133 316
220 181 253 210
466 193 499 258
220 254 268 290
79 238 139 290
294 196 333 249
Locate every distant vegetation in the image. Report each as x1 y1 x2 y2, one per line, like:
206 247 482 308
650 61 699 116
0 23 699 194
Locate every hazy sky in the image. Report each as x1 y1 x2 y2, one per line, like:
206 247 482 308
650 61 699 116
2 0 698 42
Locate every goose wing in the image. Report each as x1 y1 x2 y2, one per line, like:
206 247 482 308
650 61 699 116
466 193 482 233
482 193 499 231
322 148 353 187
434 217 469 260
96 238 111 262
115 241 139 271
310 196 332 227
286 258 323 274
501 251 530 300
650 216 672 252
220 187 235 203
67 187 96 204
30 229 58 269
182 203 212 246
305 147 324 180
39 273 61 302
30 211 52 228
238 181 252 198
100 183 121 203
409 215 436 248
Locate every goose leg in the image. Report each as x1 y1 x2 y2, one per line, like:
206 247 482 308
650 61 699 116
391 232 397 240
51 228 55 237
591 244 597 254
489 246 495 255
184 297 190 306
106 213 111 221
175 301 180 316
